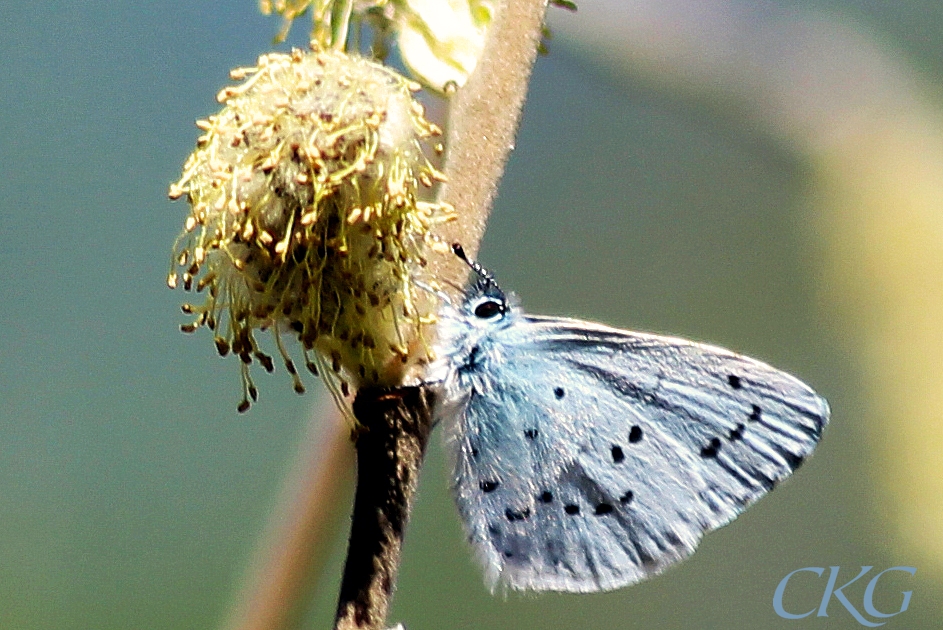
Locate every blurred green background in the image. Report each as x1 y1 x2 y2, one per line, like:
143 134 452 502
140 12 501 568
2 1 942 628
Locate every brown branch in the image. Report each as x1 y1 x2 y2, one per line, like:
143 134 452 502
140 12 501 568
333 386 436 630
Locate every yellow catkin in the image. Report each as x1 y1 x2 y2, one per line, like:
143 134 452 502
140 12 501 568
168 44 455 413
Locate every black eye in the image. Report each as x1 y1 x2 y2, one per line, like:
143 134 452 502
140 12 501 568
474 299 504 319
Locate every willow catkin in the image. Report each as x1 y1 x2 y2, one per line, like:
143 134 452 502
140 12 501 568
168 45 455 413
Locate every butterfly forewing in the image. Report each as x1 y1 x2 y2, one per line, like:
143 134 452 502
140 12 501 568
439 304 828 594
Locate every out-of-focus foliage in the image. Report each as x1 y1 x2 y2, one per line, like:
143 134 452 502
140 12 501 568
260 0 495 92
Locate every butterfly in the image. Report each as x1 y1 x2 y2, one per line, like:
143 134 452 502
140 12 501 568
429 245 829 593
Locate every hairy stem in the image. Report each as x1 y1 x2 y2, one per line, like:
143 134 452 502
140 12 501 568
333 387 436 630
433 0 550 293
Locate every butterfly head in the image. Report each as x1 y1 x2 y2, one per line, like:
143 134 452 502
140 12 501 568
452 243 513 325
427 244 518 401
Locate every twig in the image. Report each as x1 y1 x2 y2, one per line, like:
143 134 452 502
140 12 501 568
333 387 436 630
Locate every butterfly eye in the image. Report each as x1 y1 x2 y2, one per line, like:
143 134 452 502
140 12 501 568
473 298 505 320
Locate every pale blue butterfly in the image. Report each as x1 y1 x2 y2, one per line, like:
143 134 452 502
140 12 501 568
430 245 829 593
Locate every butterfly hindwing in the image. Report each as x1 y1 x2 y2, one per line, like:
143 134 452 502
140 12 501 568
439 304 828 593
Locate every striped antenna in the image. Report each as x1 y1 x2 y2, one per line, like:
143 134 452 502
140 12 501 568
452 243 500 289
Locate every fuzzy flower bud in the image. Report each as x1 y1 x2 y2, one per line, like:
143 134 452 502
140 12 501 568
168 45 455 412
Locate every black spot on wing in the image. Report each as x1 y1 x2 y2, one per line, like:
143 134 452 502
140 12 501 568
700 437 722 459
749 404 762 422
539 491 553 503
611 445 625 463
619 490 634 504
554 386 565 399
729 423 745 441
564 504 580 515
524 428 538 440
480 480 499 492
594 502 614 515
629 425 643 443
728 374 743 389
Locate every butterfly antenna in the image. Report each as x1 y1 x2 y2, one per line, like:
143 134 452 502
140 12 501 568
452 243 501 290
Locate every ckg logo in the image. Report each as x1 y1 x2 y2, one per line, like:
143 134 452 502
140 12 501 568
774 566 916 627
